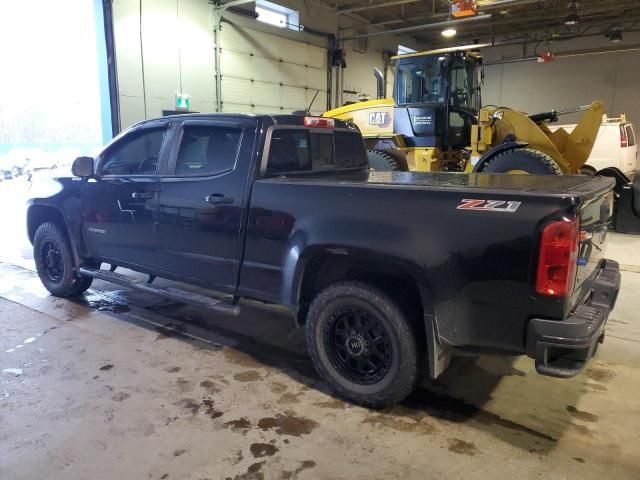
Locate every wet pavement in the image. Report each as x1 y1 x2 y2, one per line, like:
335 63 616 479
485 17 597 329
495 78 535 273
1 178 640 479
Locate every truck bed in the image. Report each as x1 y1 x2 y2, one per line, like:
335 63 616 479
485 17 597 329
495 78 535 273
259 170 614 199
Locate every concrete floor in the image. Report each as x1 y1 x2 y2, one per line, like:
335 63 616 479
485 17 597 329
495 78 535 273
1 176 639 479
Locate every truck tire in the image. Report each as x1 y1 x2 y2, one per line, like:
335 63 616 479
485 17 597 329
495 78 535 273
33 222 93 297
480 148 563 175
305 281 420 408
367 149 402 171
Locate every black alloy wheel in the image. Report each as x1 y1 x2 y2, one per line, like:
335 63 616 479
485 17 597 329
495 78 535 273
40 240 65 284
324 307 393 385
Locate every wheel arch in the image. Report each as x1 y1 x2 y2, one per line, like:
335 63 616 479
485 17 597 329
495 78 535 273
27 204 81 268
292 248 431 318
291 248 447 375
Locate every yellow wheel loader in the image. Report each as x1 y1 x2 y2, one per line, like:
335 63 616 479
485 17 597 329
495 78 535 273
324 46 603 176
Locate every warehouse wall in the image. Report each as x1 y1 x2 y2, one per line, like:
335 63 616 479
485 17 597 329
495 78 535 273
113 0 216 128
112 0 422 129
482 33 640 125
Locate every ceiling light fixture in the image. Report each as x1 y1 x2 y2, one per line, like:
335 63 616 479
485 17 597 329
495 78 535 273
442 27 457 38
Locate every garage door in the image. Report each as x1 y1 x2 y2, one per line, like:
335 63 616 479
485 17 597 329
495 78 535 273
220 25 327 115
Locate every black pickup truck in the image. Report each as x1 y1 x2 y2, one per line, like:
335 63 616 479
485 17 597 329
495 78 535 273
27 114 620 407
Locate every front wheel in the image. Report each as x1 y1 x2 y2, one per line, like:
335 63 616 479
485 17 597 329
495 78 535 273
33 222 93 297
479 148 563 175
305 281 421 408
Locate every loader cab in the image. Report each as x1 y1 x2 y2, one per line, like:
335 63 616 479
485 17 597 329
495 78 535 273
393 51 482 150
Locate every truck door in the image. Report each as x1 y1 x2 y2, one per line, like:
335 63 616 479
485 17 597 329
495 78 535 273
81 122 171 268
156 118 255 292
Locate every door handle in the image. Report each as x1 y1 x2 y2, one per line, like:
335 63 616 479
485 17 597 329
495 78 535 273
131 191 155 199
205 193 234 204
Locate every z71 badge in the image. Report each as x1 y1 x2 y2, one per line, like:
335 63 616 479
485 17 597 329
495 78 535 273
457 199 522 213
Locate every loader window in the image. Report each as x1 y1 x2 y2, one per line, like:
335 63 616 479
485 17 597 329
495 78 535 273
450 56 481 112
396 58 445 105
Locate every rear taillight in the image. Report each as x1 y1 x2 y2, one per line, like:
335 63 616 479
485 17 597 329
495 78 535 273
536 217 579 297
620 125 628 147
304 117 335 128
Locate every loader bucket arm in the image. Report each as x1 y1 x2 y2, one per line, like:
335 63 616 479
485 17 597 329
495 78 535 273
559 101 604 173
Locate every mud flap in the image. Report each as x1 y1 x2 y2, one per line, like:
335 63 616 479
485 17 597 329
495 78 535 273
424 313 451 379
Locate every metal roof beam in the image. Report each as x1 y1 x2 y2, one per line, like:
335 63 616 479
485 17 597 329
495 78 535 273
340 13 493 40
337 0 420 15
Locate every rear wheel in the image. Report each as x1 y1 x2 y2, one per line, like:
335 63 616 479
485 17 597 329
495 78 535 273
33 222 93 297
305 281 421 408
367 149 402 171
480 148 563 175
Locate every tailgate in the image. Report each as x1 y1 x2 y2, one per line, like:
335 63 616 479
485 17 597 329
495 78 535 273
573 177 615 299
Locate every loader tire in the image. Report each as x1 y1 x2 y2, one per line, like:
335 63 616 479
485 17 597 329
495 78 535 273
480 148 563 175
367 149 403 171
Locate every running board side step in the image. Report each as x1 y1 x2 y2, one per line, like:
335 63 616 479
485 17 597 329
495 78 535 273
78 267 241 316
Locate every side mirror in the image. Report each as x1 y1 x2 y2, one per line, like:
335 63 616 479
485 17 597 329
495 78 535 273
72 156 94 177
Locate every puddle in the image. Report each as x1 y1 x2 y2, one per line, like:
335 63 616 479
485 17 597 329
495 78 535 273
257 413 318 437
403 388 556 442
566 405 599 423
72 289 130 314
281 460 316 479
233 370 262 382
224 417 252 433
586 367 616 383
448 438 478 456
250 442 278 458
234 461 266 480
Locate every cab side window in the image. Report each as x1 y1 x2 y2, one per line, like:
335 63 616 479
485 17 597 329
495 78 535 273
175 125 242 176
101 128 165 175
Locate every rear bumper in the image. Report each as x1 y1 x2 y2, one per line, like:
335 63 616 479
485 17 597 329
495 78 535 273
526 259 621 378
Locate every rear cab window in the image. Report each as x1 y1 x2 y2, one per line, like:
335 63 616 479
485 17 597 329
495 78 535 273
266 129 367 175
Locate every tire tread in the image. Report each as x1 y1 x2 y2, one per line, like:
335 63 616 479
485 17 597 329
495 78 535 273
482 148 563 175
305 280 420 408
33 222 93 297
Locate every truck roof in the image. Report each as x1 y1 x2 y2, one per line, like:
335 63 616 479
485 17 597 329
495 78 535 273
135 113 355 130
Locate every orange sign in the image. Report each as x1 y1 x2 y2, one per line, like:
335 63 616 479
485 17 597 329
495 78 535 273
451 0 477 18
